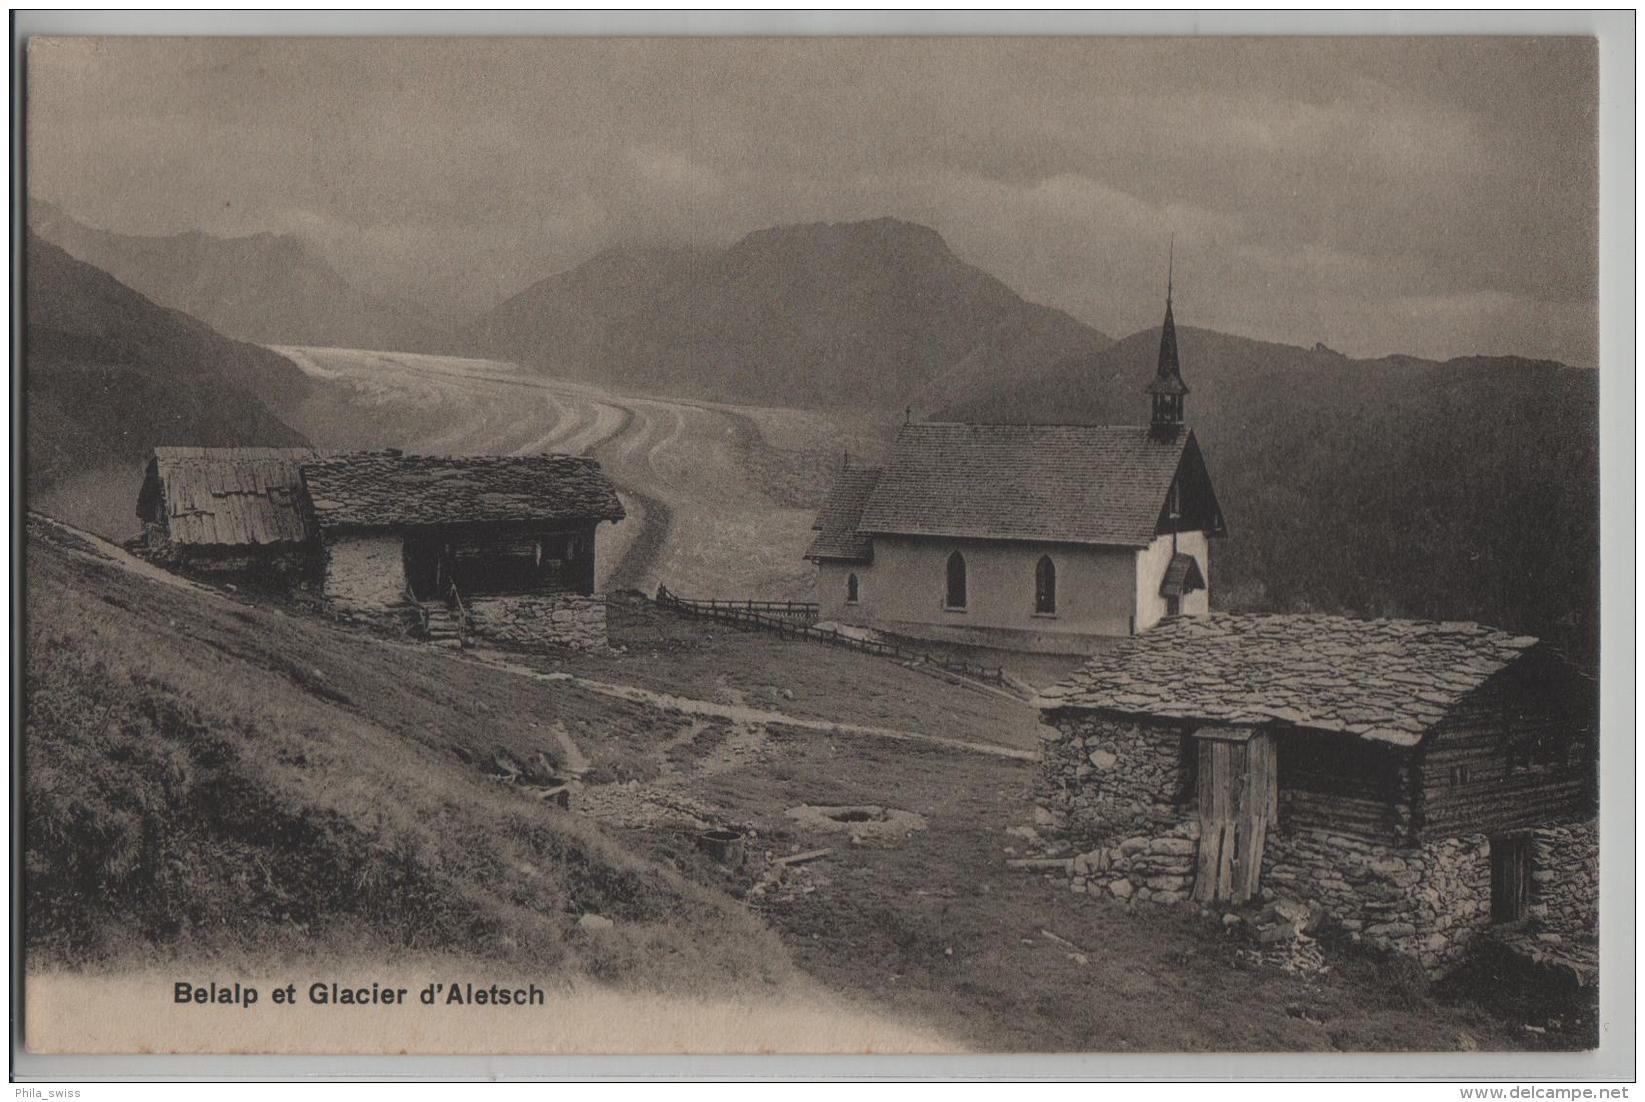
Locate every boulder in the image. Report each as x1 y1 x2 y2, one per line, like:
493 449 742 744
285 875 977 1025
1149 838 1197 857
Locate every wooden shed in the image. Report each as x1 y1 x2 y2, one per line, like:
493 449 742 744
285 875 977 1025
135 446 322 581
1035 613 1597 974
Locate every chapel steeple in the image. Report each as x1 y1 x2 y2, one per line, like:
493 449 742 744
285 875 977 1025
1147 248 1188 442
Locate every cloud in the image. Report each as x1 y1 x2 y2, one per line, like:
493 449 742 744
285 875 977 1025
25 36 1597 366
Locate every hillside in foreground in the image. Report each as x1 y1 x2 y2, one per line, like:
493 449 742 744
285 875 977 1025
24 515 790 993
24 515 1587 1051
939 325 1599 659
464 218 1110 410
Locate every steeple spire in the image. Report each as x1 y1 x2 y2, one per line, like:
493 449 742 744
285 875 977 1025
1148 240 1188 442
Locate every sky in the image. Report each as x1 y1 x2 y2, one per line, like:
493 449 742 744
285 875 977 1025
27 36 1598 365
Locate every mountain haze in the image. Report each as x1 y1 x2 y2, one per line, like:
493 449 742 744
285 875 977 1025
25 233 312 533
466 218 1111 409
940 326 1599 655
29 200 447 353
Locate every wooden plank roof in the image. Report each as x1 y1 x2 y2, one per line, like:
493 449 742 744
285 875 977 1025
301 453 626 531
854 422 1194 547
139 446 319 547
1037 613 1542 746
805 466 882 562
1160 552 1205 597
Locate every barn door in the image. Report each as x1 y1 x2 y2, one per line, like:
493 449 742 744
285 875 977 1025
1490 835 1531 923
1192 730 1277 904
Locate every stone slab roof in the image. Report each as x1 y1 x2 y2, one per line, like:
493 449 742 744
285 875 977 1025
301 453 626 531
854 422 1190 547
138 446 321 547
806 466 882 562
1037 613 1541 746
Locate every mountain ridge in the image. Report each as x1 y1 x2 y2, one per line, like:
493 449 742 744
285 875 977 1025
937 324 1599 657
29 199 448 353
464 217 1113 410
24 231 312 534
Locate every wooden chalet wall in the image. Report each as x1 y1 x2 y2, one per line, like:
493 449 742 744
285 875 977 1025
441 521 599 598
1413 648 1598 840
1272 731 1413 846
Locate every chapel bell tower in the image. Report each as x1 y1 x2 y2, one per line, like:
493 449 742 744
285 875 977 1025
1148 257 1188 443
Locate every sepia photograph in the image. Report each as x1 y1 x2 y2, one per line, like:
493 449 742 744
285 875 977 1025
12 18 1629 1078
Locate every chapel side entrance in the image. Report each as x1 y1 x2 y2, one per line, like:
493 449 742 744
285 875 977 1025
403 537 452 602
1191 728 1277 904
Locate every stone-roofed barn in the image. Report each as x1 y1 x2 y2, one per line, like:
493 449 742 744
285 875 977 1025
807 285 1223 652
135 447 627 650
1035 613 1598 976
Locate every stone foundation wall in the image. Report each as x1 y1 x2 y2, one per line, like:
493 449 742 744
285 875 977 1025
1529 822 1598 936
1037 711 1596 977
466 593 609 651
321 534 406 610
1262 828 1492 974
1067 819 1202 904
1037 714 1186 844
143 537 316 587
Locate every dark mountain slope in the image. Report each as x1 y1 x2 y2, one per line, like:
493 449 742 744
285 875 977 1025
465 218 1110 409
940 327 1598 656
30 200 446 352
25 233 312 532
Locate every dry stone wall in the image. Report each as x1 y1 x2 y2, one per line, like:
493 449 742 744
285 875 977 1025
1262 828 1492 974
467 594 609 651
1038 714 1202 904
1036 709 1597 977
321 534 406 610
1529 823 1598 936
1037 714 1185 842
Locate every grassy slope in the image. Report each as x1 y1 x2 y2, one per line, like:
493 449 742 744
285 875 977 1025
25 517 1585 1050
23 517 791 996
571 602 1583 1051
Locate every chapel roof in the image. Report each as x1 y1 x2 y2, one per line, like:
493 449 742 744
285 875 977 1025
851 421 1200 548
805 466 882 563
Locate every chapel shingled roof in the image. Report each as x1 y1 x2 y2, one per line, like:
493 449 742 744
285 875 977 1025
1036 613 1542 746
138 446 321 546
853 422 1192 547
805 467 882 562
301 453 626 530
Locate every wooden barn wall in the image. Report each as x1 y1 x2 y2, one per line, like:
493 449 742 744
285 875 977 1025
1272 730 1412 845
444 521 598 597
1414 656 1598 839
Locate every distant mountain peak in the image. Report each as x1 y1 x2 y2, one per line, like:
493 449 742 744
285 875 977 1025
732 215 953 253
466 215 1108 410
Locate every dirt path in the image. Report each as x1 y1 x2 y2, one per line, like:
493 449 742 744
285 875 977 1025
462 646 1036 762
270 346 840 599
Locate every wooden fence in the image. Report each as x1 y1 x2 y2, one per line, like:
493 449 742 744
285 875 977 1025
654 588 819 624
654 587 1013 690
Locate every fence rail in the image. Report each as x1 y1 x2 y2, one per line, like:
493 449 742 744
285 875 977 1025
654 587 1013 690
654 588 819 623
